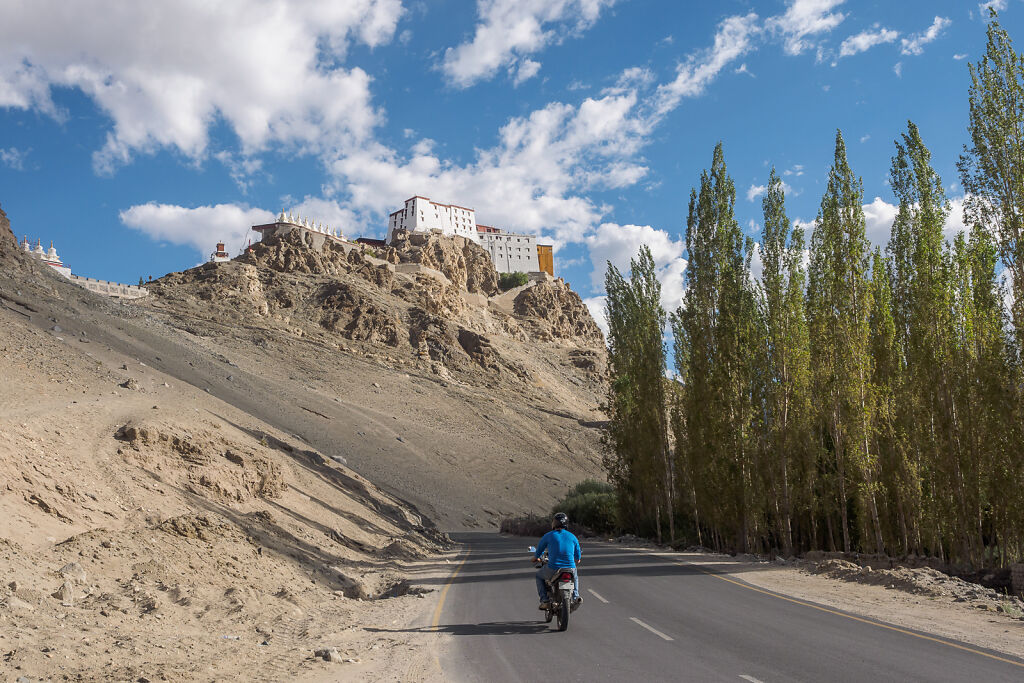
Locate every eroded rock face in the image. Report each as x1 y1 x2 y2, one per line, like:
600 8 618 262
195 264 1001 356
386 229 498 296
242 227 352 275
513 279 604 345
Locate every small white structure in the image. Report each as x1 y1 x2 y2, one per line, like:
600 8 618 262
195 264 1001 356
210 241 230 262
387 196 478 243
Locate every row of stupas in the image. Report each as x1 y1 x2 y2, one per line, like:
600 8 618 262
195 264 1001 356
20 236 71 277
275 211 340 238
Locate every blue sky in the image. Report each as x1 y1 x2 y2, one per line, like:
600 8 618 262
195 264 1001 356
0 0 1016 329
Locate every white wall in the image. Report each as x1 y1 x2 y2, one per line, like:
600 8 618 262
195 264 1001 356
477 231 539 273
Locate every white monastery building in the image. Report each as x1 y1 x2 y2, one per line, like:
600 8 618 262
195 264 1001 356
386 196 550 275
387 196 478 242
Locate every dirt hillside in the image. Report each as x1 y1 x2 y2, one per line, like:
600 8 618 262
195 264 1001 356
137 225 608 528
0 206 607 679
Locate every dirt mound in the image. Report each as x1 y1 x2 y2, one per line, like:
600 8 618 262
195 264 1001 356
114 420 287 502
514 279 604 344
804 558 1024 615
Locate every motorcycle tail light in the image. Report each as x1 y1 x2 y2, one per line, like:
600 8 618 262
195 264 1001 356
559 572 574 582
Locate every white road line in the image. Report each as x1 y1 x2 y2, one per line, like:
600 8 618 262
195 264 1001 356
587 589 609 603
629 617 674 641
738 676 764 683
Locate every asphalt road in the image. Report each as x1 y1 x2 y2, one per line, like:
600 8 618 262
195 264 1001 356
428 533 1024 682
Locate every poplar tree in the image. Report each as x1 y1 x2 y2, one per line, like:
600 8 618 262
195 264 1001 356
675 143 761 551
807 131 879 552
959 9 1024 351
603 246 673 540
759 169 812 555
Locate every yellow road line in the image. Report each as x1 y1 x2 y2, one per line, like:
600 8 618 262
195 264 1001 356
652 551 1024 669
431 546 471 629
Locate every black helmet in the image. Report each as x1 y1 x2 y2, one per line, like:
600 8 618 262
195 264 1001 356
553 512 569 529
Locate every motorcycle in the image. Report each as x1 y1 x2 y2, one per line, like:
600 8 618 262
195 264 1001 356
529 546 579 632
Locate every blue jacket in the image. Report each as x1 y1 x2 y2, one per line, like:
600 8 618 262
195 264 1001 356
535 529 581 569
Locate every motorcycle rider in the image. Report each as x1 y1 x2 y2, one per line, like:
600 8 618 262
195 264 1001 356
532 512 582 610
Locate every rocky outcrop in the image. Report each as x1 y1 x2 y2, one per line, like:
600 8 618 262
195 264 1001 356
0 202 12 246
386 229 498 296
317 281 402 346
241 227 352 275
513 279 603 345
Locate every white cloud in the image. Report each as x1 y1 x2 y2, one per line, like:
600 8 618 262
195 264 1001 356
441 0 618 88
980 1 1008 12
747 179 794 202
120 202 276 258
860 134 871 143
512 58 542 86
861 195 969 249
329 13 763 248
652 13 760 117
767 0 847 56
783 164 805 177
839 26 898 57
893 62 903 77
0 1 403 172
748 184 768 202
901 16 952 56
585 222 687 313
863 196 901 247
214 152 264 193
0 147 27 170
583 295 608 336
954 53 968 60
328 88 649 245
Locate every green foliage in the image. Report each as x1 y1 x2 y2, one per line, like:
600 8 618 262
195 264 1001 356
600 17 1024 567
564 480 615 497
959 9 1024 349
553 481 618 534
603 245 675 542
498 271 529 291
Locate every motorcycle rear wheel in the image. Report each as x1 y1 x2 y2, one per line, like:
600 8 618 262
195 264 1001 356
556 592 570 631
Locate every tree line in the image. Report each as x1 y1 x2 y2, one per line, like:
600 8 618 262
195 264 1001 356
602 13 1024 568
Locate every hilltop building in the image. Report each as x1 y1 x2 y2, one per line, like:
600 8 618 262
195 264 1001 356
387 196 477 242
252 212 343 243
385 196 554 276
210 241 230 262
20 235 147 299
475 224 539 273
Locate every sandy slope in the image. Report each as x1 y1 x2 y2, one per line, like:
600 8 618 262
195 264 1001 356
0 211 608 680
0 301 464 680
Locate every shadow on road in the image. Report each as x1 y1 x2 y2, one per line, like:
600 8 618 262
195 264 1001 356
365 621 552 636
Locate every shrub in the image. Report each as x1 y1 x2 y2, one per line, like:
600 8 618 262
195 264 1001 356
552 479 618 535
498 271 529 291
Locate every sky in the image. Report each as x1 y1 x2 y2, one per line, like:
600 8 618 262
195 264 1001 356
0 0 1018 332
